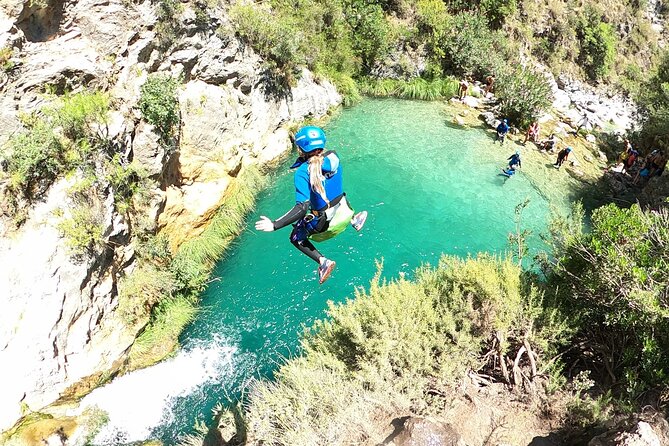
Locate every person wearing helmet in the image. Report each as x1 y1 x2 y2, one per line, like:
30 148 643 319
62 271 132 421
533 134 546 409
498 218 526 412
254 126 368 284
554 146 572 169
502 150 521 177
496 119 510 144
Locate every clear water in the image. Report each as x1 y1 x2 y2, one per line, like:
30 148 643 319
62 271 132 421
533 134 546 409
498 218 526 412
86 99 571 444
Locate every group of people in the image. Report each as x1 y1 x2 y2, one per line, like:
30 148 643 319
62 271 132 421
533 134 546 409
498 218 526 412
608 139 668 185
458 74 496 100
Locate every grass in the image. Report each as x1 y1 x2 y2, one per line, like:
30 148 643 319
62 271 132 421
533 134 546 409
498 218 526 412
359 76 460 101
126 296 198 370
123 166 267 370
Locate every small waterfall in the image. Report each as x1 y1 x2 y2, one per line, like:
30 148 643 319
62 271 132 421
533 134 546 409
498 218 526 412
76 335 236 445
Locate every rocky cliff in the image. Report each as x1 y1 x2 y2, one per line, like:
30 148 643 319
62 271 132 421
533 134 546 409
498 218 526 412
0 0 340 433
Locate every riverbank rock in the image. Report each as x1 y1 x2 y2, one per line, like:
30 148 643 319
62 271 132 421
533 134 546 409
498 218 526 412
393 417 464 446
588 414 669 446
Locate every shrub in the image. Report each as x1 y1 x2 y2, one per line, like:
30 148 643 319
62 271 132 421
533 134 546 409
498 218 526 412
105 155 149 215
230 4 305 70
496 65 553 128
441 12 504 77
117 263 177 325
46 91 110 141
4 121 65 198
577 11 617 80
138 74 180 139
479 0 516 28
545 203 669 400
244 256 570 444
56 204 106 256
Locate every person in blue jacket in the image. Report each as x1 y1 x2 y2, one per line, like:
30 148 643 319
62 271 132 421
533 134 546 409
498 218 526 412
255 126 368 284
496 119 510 144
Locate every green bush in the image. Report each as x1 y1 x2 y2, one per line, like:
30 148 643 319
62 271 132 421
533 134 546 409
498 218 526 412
230 4 305 70
578 12 617 80
4 121 65 198
105 155 149 215
479 0 516 28
138 74 180 138
56 204 106 256
546 203 669 400
359 76 460 100
441 12 504 77
496 65 553 127
47 91 109 141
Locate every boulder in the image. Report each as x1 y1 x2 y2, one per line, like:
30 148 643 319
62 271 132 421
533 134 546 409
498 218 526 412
394 417 464 446
589 416 669 446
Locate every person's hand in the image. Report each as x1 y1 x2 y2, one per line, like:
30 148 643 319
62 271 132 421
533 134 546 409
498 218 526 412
255 216 275 232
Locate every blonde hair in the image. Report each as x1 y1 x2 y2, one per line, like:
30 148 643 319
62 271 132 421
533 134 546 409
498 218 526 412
308 152 329 206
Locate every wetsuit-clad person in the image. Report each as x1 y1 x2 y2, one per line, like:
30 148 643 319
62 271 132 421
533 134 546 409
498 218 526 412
502 150 521 176
255 126 368 284
554 146 572 169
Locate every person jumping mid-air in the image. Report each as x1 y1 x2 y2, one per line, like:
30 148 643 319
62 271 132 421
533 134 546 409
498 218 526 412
255 126 368 284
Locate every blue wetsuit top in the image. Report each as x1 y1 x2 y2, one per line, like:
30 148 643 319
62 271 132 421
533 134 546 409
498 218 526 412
497 122 509 134
272 151 344 230
293 151 343 211
508 154 521 167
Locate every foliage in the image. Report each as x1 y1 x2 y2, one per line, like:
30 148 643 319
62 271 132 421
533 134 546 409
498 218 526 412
46 91 110 141
441 12 504 77
636 51 669 148
117 263 177 325
105 155 150 215
230 4 305 70
155 0 183 46
138 74 180 139
0 46 14 72
545 203 669 400
244 256 571 444
496 65 553 128
126 296 197 370
56 203 105 256
2 91 110 201
479 0 517 29
3 121 65 198
577 10 617 80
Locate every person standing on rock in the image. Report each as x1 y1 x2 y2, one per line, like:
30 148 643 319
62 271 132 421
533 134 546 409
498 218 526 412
254 126 368 285
573 114 590 135
496 119 510 144
484 75 495 95
554 147 572 169
523 121 540 144
458 78 468 100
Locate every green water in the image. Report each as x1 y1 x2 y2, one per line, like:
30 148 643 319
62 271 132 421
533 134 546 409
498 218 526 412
152 99 571 441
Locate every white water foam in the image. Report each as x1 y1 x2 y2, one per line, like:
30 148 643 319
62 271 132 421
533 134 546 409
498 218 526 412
75 336 236 445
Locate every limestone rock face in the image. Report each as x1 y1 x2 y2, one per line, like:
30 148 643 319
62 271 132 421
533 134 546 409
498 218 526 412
0 178 136 432
0 0 341 434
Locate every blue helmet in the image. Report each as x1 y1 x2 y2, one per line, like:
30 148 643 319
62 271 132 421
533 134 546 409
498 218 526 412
567 147 573 152
294 126 326 153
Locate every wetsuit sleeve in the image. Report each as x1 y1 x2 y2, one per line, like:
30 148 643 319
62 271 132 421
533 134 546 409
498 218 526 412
272 168 311 230
272 201 309 230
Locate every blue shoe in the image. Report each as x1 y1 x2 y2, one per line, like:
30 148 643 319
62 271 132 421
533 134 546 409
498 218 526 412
318 259 336 284
351 211 368 231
